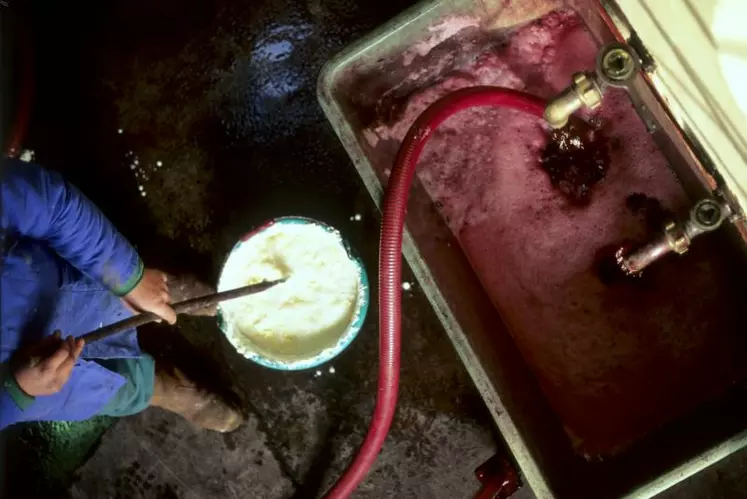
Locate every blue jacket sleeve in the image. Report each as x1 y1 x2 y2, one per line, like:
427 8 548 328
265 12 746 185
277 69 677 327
1 159 144 295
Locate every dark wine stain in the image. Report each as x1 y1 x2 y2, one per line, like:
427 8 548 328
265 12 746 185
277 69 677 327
539 122 610 205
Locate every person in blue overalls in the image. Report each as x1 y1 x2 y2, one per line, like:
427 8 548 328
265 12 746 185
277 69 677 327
0 158 243 432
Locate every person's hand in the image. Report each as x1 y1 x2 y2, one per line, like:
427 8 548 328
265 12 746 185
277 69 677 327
13 331 85 397
124 268 177 324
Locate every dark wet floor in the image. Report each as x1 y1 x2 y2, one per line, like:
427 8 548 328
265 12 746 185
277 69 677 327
4 0 747 497
4 0 502 497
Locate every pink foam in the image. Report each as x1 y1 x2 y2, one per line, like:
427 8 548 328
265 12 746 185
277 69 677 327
365 10 747 455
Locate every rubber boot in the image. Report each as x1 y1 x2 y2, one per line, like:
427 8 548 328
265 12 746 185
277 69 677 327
150 365 243 433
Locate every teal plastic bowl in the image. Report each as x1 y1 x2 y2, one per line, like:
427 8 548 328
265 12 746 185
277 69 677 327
217 216 369 371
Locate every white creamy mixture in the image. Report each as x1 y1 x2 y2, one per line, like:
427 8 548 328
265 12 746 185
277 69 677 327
218 222 360 360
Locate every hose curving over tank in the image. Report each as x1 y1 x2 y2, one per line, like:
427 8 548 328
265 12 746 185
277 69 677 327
325 86 547 498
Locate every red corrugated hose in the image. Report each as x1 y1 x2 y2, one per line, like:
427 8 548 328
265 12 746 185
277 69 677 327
325 87 547 497
5 19 34 158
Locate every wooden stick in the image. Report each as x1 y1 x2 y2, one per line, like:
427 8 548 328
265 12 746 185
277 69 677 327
80 279 285 344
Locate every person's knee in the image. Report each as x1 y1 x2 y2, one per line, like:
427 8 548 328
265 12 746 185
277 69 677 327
96 355 155 417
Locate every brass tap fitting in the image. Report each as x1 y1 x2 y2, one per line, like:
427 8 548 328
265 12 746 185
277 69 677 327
543 72 603 129
617 199 730 275
544 44 639 129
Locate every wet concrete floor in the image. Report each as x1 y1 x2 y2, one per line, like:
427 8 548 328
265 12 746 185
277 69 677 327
8 0 501 497
6 0 747 497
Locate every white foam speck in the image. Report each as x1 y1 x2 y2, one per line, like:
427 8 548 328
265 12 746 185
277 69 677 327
402 282 412 291
141 191 147 197
156 161 163 167
329 366 335 374
118 129 123 134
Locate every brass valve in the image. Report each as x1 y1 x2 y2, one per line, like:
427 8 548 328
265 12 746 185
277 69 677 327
543 72 603 129
544 43 639 129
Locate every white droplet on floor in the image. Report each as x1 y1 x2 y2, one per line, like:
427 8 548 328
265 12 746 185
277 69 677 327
329 366 336 374
354 214 362 221
402 282 412 291
134 159 139 165
117 129 123 134
130 164 136 170
315 370 322 377
141 191 147 197
19 149 35 162
138 185 144 191
156 160 163 167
